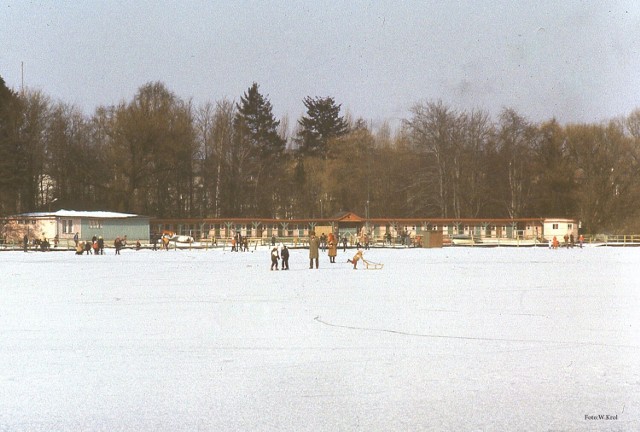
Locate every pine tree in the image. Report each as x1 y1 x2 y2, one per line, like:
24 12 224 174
296 96 349 159
0 76 23 214
234 83 286 216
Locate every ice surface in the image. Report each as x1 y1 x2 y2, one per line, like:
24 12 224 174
1 246 638 431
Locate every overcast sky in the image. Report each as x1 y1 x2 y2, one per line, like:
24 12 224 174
2 1 639 128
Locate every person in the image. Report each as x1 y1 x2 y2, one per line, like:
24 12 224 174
270 246 280 270
552 236 559 250
342 236 347 252
84 240 93 255
135 240 141 251
114 237 122 255
320 233 327 251
327 233 337 263
73 232 79 247
98 236 105 255
271 234 276 246
53 235 59 248
231 237 237 252
151 234 158 251
563 233 569 248
92 239 99 255
569 233 575 248
281 244 290 270
75 241 84 255
579 234 584 248
23 234 28 252
347 250 364 269
309 231 320 269
162 235 170 251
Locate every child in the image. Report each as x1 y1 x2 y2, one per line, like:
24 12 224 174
347 250 364 269
270 246 280 270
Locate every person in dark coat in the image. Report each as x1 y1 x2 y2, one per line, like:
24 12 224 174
84 240 92 255
23 234 28 252
98 236 105 255
114 237 122 255
281 244 290 270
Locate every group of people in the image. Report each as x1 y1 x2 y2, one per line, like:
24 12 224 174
549 233 584 249
271 231 366 270
270 243 290 270
73 233 129 255
74 235 106 255
22 235 53 252
231 232 249 252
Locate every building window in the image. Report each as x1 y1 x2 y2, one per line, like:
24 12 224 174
89 219 102 229
552 223 559 230
568 223 573 229
62 219 73 234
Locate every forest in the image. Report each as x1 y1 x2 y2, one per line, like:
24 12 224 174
0 75 639 233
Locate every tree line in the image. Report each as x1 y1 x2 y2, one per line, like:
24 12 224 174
1 75 639 233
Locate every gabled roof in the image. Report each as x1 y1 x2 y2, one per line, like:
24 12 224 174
332 212 364 222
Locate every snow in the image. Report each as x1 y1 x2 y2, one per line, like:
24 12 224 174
17 209 141 218
1 246 638 431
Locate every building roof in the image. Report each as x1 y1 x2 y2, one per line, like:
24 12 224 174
14 209 147 219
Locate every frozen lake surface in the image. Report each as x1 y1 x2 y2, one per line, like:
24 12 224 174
1 246 638 431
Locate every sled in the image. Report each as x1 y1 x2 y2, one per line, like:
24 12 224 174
362 259 383 270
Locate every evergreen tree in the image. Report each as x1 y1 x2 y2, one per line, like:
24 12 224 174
234 83 286 217
296 96 349 159
0 76 23 214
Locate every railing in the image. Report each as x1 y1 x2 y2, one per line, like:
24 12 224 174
592 234 640 246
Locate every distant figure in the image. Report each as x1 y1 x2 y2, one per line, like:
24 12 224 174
23 234 28 252
320 233 327 251
327 233 337 263
151 234 158 251
342 236 347 252
579 234 584 248
84 240 92 255
135 240 141 251
309 231 320 269
270 246 280 271
98 236 105 255
162 235 170 251
347 250 364 269
73 232 79 247
53 235 59 248
552 236 559 249
75 241 84 255
281 244 290 270
271 235 276 246
114 237 122 255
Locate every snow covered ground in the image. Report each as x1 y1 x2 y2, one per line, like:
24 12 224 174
1 245 638 431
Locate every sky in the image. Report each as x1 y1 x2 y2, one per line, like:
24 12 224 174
2 1 639 129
